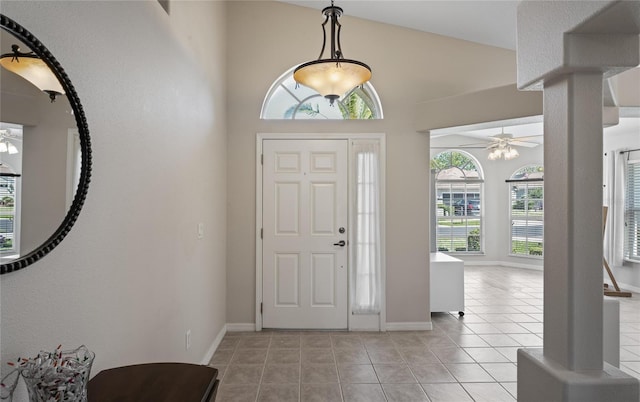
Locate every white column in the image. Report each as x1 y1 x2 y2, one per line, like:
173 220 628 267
516 1 640 400
543 73 604 370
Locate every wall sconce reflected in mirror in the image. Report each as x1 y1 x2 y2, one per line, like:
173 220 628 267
0 44 64 102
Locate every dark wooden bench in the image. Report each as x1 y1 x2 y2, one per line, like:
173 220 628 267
88 362 219 401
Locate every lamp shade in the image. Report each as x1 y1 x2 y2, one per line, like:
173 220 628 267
294 59 371 102
0 45 64 101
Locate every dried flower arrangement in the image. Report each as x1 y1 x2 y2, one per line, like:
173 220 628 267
0 345 94 402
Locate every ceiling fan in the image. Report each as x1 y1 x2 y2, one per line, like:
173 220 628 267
458 128 542 160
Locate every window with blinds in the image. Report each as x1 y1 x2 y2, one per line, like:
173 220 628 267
0 176 17 254
625 159 640 262
431 150 483 254
508 165 544 258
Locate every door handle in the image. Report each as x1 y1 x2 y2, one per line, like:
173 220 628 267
333 240 346 247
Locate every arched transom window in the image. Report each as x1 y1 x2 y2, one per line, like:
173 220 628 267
261 66 383 120
431 150 484 253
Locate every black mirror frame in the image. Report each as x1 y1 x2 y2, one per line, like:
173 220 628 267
0 14 92 274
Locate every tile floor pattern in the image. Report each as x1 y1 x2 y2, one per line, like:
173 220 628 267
209 265 640 401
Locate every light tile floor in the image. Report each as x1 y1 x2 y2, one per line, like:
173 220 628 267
210 265 640 401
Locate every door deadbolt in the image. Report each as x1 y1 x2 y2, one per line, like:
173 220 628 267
339 227 345 234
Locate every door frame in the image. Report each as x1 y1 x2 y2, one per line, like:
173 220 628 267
256 133 386 332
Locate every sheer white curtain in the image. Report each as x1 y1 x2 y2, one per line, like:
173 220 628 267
352 141 381 314
604 151 627 267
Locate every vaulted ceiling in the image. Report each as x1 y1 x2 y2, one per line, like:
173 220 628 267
280 1 519 50
281 0 639 144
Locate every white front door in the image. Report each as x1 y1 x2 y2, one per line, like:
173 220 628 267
262 139 348 329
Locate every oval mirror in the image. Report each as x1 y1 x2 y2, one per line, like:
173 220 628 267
0 14 91 274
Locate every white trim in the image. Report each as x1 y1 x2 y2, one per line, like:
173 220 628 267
256 137 263 331
226 323 257 332
65 129 80 211
463 260 543 271
256 133 386 332
350 314 382 331
201 324 227 365
386 322 433 331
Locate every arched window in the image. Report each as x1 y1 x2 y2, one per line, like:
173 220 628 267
508 165 544 257
260 66 383 120
431 150 484 253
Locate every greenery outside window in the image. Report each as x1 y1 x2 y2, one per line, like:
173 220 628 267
625 158 640 262
431 150 483 253
508 165 544 257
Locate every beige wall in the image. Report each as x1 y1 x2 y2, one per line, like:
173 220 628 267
1 0 227 393
226 1 517 325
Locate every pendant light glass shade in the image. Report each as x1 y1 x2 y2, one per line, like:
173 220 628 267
294 59 371 103
294 1 371 104
0 45 64 102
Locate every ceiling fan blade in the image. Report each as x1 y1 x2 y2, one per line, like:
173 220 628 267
431 146 487 149
510 140 541 148
457 141 495 147
513 134 543 140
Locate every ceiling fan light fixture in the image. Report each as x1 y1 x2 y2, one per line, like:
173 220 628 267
6 142 18 155
0 129 19 155
505 147 519 160
293 0 371 105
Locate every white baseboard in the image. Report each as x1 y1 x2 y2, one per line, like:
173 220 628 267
225 322 434 332
201 324 227 365
464 260 543 271
385 322 433 331
226 323 256 332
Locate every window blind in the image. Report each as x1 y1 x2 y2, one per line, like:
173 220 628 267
509 181 544 257
625 160 640 261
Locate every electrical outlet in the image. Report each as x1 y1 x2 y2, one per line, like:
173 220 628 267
185 330 191 350
197 223 204 240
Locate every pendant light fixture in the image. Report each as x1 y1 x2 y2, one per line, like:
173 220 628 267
293 0 371 105
0 44 64 102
